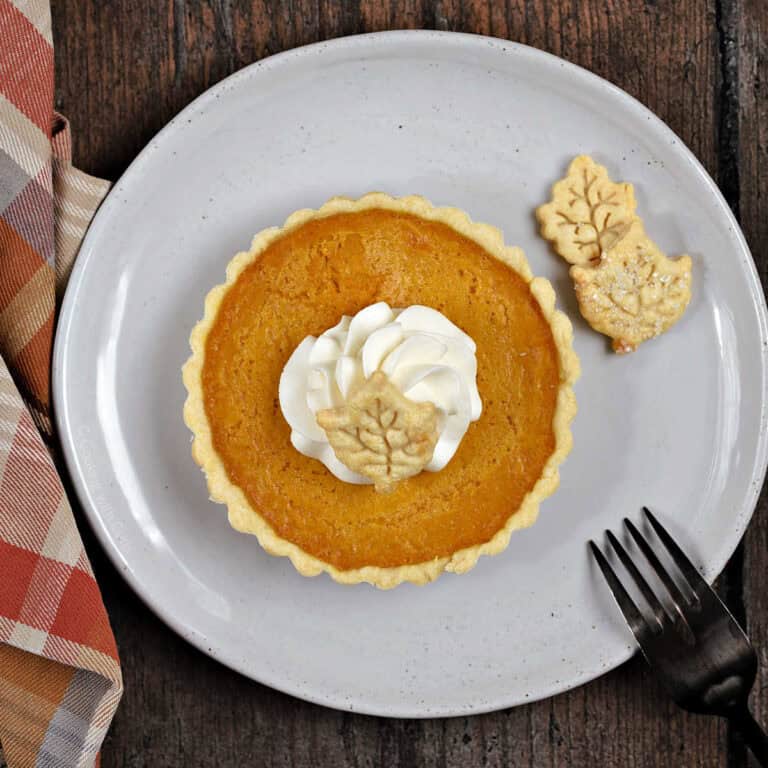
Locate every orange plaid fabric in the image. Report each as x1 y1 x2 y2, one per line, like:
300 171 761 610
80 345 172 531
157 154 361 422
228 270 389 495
0 1 123 766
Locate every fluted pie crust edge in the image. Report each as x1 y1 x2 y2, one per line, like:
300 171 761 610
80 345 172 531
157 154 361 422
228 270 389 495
182 193 580 589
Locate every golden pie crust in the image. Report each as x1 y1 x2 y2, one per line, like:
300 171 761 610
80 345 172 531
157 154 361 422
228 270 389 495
537 155 692 353
183 193 579 588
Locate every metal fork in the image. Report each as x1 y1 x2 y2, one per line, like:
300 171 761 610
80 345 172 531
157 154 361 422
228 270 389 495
590 507 768 765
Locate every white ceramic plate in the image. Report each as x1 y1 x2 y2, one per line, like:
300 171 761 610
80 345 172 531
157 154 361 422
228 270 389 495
54 31 768 717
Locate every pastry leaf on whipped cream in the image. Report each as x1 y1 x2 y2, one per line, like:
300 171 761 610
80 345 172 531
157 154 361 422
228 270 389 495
316 371 439 492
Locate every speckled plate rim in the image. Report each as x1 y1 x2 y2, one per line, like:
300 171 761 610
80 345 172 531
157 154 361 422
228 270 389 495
53 30 768 717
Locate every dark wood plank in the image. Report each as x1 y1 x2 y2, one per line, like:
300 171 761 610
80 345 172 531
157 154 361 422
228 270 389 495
48 1 735 766
737 0 768 766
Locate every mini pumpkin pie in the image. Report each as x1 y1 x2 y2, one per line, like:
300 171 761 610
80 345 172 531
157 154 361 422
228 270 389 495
183 193 579 588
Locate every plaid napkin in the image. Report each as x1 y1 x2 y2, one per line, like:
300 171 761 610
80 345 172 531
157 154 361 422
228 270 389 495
0 1 123 766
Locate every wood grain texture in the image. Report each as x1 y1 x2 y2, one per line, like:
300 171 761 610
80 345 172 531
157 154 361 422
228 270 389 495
737 0 768 767
44 1 760 766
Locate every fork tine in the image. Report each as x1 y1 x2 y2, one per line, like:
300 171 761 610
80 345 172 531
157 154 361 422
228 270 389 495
644 507 707 597
624 517 692 608
605 530 664 631
589 540 652 642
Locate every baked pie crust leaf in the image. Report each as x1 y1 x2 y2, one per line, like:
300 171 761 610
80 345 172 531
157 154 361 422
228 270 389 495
570 221 692 354
536 155 638 266
316 371 439 493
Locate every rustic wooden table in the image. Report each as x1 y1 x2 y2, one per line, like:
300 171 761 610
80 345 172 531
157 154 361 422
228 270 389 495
49 1 767 766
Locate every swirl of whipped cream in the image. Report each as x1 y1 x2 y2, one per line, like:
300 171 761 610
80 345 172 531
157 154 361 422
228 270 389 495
279 302 482 484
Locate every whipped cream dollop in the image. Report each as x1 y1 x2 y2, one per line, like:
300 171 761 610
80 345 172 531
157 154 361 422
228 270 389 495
279 302 482 484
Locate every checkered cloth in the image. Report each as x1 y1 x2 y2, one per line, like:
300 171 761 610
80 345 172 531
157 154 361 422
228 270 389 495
1 1 123 766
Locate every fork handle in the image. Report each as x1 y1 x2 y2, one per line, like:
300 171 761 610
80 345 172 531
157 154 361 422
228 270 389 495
730 707 768 766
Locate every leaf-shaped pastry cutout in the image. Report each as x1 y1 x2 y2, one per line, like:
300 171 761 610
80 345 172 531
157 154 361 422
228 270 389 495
570 221 692 353
537 155 639 265
315 371 439 492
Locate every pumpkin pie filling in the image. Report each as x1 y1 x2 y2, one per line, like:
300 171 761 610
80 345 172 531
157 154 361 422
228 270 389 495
200 207 565 572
